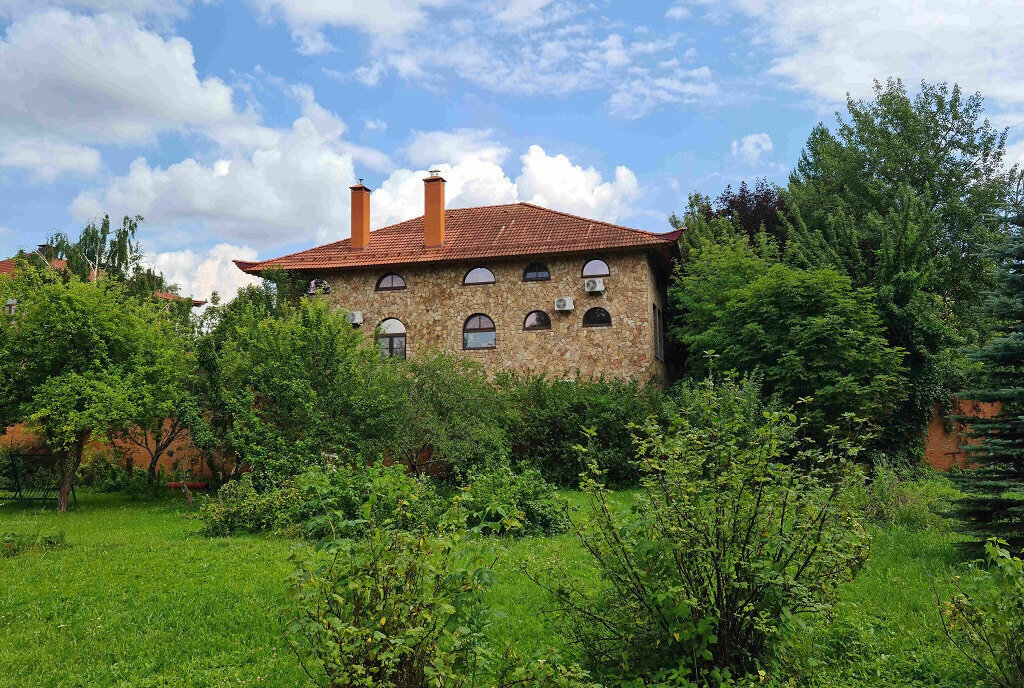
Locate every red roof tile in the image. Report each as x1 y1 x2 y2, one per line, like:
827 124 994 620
0 257 67 276
154 291 207 307
236 202 681 274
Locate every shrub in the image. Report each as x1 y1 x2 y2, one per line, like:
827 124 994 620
293 463 447 540
498 373 665 486
200 463 447 539
285 527 494 688
534 376 870 686
942 538 1024 688
844 459 965 532
1 531 65 557
200 474 301 536
457 464 567 536
393 352 510 480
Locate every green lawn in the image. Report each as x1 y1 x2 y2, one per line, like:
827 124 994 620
0 492 980 687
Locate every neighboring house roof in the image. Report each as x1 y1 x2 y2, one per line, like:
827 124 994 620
154 291 208 307
0 257 66 275
1 255 206 307
235 202 682 274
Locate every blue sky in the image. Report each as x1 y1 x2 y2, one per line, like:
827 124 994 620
1 0 1023 299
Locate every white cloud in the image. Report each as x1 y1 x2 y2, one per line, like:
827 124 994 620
665 5 690 20
403 129 509 166
0 0 195 21
516 145 641 221
147 243 261 301
247 0 450 54
0 137 101 181
72 110 358 248
730 0 1024 109
730 133 773 165
364 118 387 134
494 0 556 24
0 10 237 143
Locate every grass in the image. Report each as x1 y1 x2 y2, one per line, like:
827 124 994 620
0 490 981 688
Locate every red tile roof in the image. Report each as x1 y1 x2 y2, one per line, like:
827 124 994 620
0 256 66 275
235 202 681 274
154 291 207 307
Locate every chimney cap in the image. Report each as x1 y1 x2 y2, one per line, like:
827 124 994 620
424 169 446 183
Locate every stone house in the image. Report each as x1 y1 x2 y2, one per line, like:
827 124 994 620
235 172 681 381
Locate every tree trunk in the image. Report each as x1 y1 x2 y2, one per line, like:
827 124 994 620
56 433 87 512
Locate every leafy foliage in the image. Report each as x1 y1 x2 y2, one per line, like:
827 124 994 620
285 527 496 688
941 538 1024 688
669 235 906 439
784 79 1016 449
535 376 870 686
0 270 151 510
671 178 789 248
498 373 665 486
457 463 567 536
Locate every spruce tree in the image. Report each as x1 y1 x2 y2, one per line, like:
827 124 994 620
957 226 1024 548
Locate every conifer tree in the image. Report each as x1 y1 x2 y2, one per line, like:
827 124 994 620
957 211 1024 548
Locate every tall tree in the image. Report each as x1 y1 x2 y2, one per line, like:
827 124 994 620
783 79 1015 452
670 178 789 248
956 175 1024 548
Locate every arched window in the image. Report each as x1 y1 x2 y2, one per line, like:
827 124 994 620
376 273 407 291
523 262 550 282
306 278 332 295
463 267 495 285
582 259 610 277
523 310 551 331
376 318 407 359
582 307 612 328
463 313 496 349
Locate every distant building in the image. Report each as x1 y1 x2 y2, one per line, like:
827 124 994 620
236 173 680 381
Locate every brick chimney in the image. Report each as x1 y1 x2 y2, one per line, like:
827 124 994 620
423 170 445 247
350 180 370 250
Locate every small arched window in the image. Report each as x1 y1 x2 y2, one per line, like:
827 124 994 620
582 259 610 277
463 267 495 285
463 313 496 349
376 318 407 359
376 273 407 291
306 278 332 295
523 310 551 331
582 307 612 328
523 262 550 282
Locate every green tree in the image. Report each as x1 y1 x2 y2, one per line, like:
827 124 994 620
112 304 198 482
0 271 146 510
784 78 1015 450
956 227 1024 548
670 235 906 438
192 295 404 484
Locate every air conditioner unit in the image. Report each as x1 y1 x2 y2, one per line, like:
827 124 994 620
584 277 605 294
346 311 364 325
554 297 574 312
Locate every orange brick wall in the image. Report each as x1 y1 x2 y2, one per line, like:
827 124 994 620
923 399 1002 470
2 422 208 477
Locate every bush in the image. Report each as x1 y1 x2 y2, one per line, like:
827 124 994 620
534 376 870 686
292 463 447 540
200 463 448 539
844 459 965 532
457 464 567 536
942 538 1024 688
200 474 301 536
499 373 665 486
77 452 164 498
285 527 494 688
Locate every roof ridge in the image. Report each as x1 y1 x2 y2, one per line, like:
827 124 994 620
515 202 667 239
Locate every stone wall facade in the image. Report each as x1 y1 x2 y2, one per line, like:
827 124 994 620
317 250 668 381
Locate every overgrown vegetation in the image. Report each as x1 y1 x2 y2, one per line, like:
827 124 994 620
534 377 870 686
